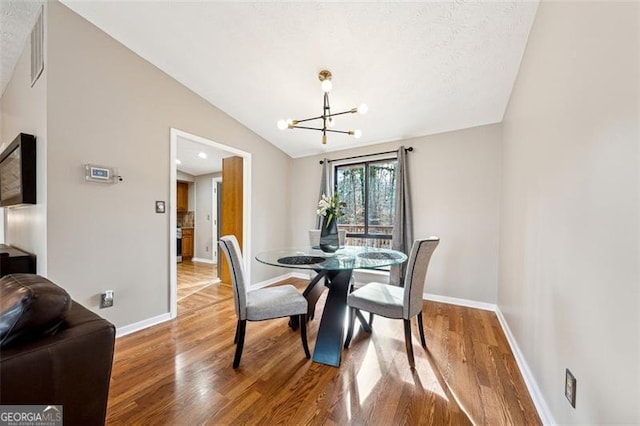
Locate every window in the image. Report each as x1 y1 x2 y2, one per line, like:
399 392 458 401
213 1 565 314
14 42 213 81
334 159 397 248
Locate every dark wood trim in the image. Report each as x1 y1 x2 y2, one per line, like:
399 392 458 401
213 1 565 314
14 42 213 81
221 156 243 284
0 133 36 207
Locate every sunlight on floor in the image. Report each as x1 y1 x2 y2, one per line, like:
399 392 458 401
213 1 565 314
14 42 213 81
355 342 383 405
177 279 219 301
402 354 449 402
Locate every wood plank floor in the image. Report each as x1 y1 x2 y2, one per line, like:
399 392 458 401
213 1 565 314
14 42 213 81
177 260 218 301
107 277 541 425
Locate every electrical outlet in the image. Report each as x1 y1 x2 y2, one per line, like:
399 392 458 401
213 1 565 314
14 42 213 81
100 290 114 309
565 369 576 408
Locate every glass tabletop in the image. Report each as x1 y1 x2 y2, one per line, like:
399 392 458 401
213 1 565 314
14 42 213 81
255 245 408 271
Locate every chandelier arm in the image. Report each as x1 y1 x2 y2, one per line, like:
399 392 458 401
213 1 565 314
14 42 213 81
291 108 356 126
291 125 325 131
325 109 358 118
325 129 354 135
294 115 325 124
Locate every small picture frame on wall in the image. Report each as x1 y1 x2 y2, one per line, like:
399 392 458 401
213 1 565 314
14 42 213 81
155 201 166 214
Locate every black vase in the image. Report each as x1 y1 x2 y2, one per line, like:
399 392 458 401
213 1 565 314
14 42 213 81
319 217 339 253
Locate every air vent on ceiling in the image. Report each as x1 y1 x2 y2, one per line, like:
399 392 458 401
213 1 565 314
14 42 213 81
30 6 44 87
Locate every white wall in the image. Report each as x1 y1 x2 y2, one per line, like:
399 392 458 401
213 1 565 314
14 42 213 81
176 170 194 182
0 5 48 274
499 1 639 424
290 124 502 304
43 1 292 328
194 171 220 261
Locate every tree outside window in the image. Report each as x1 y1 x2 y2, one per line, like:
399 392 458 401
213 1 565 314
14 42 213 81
335 159 397 248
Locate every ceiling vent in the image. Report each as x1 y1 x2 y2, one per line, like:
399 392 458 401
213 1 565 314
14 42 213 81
30 7 44 87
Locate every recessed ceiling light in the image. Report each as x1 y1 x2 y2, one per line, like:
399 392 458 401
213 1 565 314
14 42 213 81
176 159 182 165
198 152 207 159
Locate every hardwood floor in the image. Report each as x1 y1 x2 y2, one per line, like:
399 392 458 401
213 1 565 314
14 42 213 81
177 260 218 301
107 278 541 425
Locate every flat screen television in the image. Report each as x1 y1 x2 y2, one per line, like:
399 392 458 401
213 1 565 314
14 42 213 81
0 133 36 207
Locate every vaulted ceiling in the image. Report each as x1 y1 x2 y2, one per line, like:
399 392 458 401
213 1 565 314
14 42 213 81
2 1 539 158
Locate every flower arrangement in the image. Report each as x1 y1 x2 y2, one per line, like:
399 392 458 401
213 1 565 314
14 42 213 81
316 194 345 227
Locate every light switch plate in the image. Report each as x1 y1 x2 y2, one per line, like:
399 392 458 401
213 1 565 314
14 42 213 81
565 368 576 408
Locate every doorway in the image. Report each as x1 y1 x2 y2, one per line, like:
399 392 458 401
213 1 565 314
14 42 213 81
169 129 252 318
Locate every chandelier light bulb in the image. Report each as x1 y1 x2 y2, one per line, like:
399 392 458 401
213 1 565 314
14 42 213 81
198 152 207 159
353 129 362 139
328 117 335 128
277 119 287 130
321 79 333 93
357 103 369 114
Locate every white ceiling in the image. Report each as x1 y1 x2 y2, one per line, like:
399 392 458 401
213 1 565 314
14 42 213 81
2 1 539 158
176 135 234 176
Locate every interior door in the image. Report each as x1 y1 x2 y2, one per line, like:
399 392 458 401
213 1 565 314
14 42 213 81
220 156 243 284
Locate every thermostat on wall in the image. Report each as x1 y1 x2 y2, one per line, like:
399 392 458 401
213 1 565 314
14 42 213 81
84 164 122 183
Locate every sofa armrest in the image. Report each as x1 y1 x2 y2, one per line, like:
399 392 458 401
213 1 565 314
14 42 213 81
0 301 115 426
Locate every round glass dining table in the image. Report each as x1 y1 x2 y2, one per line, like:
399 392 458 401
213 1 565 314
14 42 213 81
256 246 407 367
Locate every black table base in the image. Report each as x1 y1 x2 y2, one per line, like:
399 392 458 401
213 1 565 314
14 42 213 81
289 269 371 367
309 269 353 367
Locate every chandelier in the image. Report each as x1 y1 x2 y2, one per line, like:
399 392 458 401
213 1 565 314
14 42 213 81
277 70 368 144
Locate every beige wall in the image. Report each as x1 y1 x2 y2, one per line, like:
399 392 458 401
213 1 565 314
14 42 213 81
500 1 639 423
0 5 48 274
290 124 502 304
44 1 291 328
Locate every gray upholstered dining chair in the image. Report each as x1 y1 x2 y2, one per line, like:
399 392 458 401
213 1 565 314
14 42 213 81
218 235 310 368
343 237 440 368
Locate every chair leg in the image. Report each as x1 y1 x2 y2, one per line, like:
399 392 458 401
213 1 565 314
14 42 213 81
289 315 299 331
403 319 415 369
368 312 375 328
344 307 356 348
417 311 427 348
300 314 310 359
355 309 372 333
233 321 239 344
233 320 247 369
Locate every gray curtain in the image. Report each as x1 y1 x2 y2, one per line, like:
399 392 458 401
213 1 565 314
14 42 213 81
389 146 413 286
316 158 331 229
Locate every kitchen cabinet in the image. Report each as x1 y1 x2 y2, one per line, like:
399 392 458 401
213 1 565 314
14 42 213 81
177 182 189 212
182 228 194 259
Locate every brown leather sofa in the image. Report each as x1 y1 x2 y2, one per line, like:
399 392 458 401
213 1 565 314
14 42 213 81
0 274 115 426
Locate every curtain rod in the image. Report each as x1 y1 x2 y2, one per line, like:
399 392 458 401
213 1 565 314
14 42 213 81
319 147 413 164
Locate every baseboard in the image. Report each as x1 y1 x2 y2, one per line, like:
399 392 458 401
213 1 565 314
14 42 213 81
116 312 172 338
290 271 312 280
192 257 215 264
250 272 308 289
424 292 496 311
495 307 555 425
